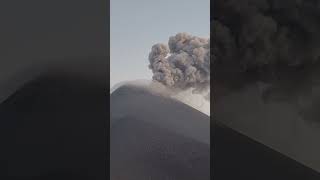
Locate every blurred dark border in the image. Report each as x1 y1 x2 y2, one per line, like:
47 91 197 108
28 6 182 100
211 1 320 179
0 0 110 179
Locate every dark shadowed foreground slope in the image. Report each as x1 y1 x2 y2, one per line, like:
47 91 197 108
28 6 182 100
0 71 107 180
213 121 320 180
110 85 210 180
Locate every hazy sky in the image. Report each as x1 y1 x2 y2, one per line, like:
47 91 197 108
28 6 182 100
110 0 210 87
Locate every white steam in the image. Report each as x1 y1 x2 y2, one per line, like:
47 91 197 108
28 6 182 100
111 80 210 116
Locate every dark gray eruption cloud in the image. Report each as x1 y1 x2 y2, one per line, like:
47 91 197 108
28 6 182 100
148 33 210 100
212 0 320 83
212 0 320 122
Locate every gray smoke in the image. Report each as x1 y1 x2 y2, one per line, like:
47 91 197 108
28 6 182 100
148 33 210 100
212 0 320 122
212 0 320 85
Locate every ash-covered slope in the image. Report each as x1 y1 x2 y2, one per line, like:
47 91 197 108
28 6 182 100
110 85 210 180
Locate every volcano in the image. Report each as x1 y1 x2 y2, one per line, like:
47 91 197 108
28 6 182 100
110 84 210 180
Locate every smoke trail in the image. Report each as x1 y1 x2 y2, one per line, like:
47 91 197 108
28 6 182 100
148 33 210 100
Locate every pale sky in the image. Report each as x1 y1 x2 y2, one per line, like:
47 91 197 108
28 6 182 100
110 0 210 87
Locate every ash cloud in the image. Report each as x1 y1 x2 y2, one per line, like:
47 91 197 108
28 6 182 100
148 33 210 100
212 0 320 82
212 0 320 122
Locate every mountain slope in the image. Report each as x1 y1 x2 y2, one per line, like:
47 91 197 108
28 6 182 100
213 120 320 179
0 73 107 180
110 85 210 180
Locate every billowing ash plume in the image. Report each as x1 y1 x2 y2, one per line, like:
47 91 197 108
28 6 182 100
212 0 320 122
148 33 210 100
212 0 320 84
